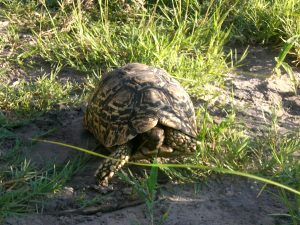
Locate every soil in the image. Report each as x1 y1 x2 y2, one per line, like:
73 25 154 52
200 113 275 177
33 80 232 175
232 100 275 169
199 46 300 136
1 19 299 225
4 176 288 225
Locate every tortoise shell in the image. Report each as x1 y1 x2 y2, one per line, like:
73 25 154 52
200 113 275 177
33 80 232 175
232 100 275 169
83 63 197 147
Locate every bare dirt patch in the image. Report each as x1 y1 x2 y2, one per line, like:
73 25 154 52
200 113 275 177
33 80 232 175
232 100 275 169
201 46 300 136
4 176 287 225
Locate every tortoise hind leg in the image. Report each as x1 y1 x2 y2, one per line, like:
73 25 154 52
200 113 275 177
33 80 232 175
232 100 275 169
95 144 132 186
164 128 197 154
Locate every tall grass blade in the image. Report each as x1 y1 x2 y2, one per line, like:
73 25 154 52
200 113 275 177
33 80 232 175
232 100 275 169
32 139 300 196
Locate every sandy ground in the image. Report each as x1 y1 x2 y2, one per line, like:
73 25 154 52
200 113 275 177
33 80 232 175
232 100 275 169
4 176 288 225
1 19 299 225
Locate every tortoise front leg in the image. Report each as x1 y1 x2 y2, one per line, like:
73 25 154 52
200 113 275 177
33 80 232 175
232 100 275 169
95 144 132 186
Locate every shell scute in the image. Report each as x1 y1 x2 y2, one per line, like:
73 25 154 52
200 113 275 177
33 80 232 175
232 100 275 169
84 63 196 147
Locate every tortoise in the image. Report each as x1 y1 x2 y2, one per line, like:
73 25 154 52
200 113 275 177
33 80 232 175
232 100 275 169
83 63 198 187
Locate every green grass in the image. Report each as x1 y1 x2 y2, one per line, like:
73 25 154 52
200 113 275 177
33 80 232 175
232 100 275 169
0 0 299 223
119 163 163 225
0 132 84 220
30 0 232 90
229 0 300 61
0 69 81 116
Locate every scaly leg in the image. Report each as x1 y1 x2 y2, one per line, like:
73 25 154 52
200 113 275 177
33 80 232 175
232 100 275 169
164 128 197 154
95 144 132 186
